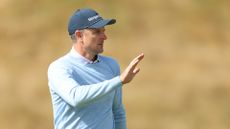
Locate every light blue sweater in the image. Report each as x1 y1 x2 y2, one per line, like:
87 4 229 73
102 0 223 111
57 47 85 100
48 48 126 129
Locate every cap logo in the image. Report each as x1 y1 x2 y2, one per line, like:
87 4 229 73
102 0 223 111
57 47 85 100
88 15 100 21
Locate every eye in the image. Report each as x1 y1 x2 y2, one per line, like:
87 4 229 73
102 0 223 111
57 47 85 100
95 30 101 34
91 28 105 35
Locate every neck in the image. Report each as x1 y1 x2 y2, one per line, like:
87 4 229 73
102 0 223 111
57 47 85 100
73 44 96 61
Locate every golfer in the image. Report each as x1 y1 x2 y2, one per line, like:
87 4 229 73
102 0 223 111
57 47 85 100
48 8 144 129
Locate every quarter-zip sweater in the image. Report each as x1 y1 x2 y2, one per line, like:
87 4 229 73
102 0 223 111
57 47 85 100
48 48 126 129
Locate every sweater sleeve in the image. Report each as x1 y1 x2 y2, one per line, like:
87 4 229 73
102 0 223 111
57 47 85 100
48 63 122 108
104 57 126 129
113 87 127 129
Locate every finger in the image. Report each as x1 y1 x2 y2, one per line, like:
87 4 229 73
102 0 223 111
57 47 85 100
129 53 144 70
137 53 144 60
131 53 144 65
132 53 144 64
127 59 138 72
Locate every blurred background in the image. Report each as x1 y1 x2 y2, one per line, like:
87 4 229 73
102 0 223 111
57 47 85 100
1 0 230 129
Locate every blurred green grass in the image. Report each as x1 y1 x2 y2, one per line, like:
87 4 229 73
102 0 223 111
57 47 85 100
1 0 230 129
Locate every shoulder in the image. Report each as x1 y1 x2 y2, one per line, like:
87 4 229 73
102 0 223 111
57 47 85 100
48 54 73 74
99 55 119 66
99 55 121 75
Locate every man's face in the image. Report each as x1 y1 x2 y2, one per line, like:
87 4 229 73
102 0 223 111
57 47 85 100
81 27 107 55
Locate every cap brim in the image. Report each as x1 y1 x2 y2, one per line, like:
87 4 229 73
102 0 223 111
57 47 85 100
89 19 116 28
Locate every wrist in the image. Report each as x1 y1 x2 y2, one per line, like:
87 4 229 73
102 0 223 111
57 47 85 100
119 75 125 84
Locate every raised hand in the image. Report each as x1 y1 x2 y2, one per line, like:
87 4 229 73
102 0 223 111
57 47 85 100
120 53 144 84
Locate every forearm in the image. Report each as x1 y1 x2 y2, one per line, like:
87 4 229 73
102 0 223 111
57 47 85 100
49 75 122 107
66 76 122 107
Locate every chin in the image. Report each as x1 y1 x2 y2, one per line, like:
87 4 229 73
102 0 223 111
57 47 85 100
98 48 104 54
98 50 103 54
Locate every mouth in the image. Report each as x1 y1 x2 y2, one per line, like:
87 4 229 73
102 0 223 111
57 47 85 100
98 43 104 46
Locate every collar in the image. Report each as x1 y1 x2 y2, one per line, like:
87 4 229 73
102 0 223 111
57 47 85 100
70 47 100 64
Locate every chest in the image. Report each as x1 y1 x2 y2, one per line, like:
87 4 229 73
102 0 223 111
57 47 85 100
71 63 116 85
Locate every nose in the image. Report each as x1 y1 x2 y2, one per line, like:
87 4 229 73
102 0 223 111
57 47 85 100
101 33 107 40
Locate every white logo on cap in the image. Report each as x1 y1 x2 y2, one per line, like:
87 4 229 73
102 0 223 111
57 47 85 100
88 15 100 21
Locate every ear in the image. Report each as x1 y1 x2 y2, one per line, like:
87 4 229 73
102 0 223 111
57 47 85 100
75 30 82 38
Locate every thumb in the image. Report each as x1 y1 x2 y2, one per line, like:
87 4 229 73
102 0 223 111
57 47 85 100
133 68 140 74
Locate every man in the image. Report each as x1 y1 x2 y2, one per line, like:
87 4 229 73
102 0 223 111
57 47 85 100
48 8 144 129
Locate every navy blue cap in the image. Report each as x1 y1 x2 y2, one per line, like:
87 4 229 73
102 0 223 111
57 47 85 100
68 8 116 35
